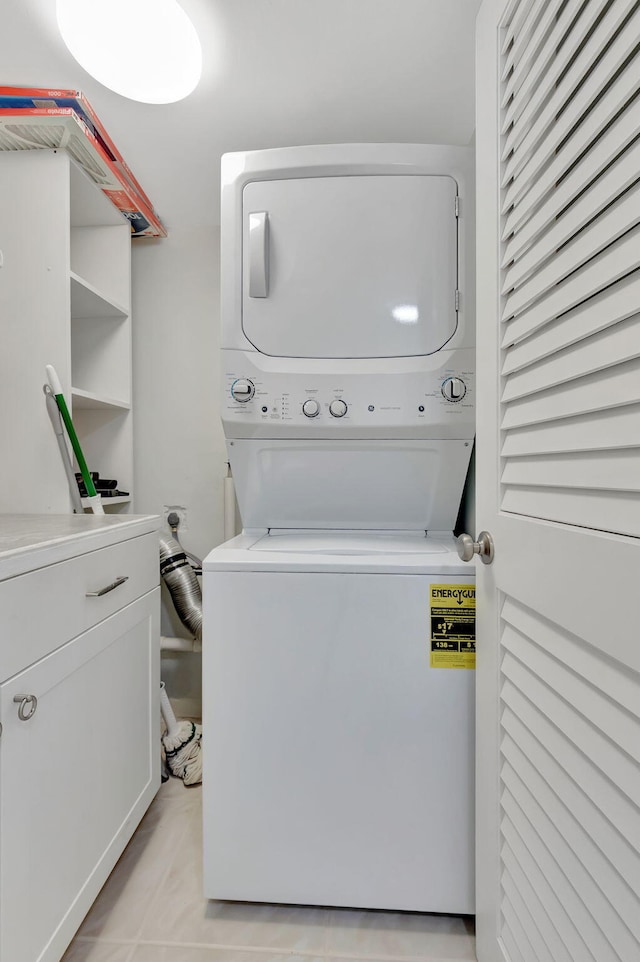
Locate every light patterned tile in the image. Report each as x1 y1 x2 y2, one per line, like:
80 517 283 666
138 801 329 951
77 791 190 940
327 909 475 960
132 947 323 962
62 941 135 962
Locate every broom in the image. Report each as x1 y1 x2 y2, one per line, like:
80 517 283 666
45 364 104 514
159 681 202 786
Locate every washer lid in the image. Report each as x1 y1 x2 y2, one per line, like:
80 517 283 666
249 530 450 556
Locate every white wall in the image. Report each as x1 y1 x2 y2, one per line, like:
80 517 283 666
132 226 225 716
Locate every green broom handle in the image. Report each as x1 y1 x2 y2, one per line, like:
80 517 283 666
45 365 98 499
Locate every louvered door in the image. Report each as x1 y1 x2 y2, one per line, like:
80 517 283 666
475 1 640 961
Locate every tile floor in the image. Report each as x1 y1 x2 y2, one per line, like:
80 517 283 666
64 776 476 962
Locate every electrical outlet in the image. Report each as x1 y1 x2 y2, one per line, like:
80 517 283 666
163 504 188 530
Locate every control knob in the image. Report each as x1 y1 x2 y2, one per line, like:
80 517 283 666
302 399 320 418
441 377 466 402
231 378 255 402
329 399 348 418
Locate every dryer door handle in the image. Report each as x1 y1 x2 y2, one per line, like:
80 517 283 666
249 211 269 298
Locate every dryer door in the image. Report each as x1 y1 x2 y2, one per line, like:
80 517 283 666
242 175 458 358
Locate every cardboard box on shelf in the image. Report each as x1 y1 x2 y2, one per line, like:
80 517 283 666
0 86 166 237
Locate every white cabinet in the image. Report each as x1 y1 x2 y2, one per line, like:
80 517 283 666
0 516 160 962
0 149 134 513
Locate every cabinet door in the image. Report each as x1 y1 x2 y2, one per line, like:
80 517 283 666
0 589 160 962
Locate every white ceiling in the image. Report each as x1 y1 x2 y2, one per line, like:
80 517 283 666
1 0 481 231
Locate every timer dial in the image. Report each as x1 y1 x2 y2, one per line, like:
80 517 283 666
231 379 255 402
441 377 466 402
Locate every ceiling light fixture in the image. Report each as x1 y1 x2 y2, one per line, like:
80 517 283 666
56 0 202 104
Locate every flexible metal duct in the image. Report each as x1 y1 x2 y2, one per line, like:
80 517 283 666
159 534 202 644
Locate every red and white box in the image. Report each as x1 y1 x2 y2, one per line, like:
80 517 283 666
0 86 167 237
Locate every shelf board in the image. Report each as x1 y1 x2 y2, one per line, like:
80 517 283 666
81 496 131 507
71 388 130 411
70 271 128 319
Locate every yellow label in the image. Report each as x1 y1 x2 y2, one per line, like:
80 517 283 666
430 583 475 669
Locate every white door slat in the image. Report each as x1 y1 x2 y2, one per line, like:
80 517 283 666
501 101 640 251
501 844 579 962
502 147 640 293
501 0 543 60
500 357 640 430
501 911 532 962
502 651 640 800
501 404 640 458
503 755 640 949
501 692 640 857
503 707 640 889
501 447 640 493
501 862 560 962
502 52 640 216
501 0 572 115
502 0 531 34
502 230 640 338
503 186 640 318
502 315 640 402
502 0 638 175
503 624 640 754
502 0 615 158
502 766 639 959
502 597 640 719
502 273 640 375
500 0 576 117
502 817 605 962
501 484 640 538
500 915 528 962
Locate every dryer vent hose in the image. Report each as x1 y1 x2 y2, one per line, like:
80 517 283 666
159 534 202 645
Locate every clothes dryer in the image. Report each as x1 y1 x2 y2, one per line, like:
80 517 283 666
203 144 475 911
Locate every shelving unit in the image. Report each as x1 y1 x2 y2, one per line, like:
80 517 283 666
0 149 134 514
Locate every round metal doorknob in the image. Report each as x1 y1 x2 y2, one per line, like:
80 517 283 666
456 531 494 565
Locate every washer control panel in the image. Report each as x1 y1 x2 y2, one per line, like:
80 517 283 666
223 349 475 439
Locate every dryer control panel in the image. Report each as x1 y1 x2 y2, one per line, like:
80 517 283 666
222 348 475 440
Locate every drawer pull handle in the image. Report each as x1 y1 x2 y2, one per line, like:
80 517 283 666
86 575 129 598
13 694 38 721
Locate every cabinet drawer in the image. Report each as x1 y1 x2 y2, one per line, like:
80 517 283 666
0 532 158 681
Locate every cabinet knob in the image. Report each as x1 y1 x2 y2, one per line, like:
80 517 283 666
13 694 38 721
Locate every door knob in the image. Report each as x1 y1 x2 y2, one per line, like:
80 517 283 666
456 531 494 565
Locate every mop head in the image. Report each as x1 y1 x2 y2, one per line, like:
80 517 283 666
162 721 203 786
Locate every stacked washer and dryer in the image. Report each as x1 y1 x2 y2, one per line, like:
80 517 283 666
203 144 475 914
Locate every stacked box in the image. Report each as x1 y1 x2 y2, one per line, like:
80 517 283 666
0 86 167 237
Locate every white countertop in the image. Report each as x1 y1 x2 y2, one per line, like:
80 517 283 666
0 514 160 580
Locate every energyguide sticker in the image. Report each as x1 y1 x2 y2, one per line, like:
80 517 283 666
430 583 475 669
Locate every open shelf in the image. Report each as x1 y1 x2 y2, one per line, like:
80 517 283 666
70 272 128 319
71 388 130 411
70 162 127 229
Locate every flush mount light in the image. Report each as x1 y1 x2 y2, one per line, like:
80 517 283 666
56 0 202 104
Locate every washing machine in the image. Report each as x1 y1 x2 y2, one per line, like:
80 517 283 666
203 144 475 913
